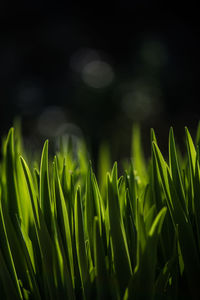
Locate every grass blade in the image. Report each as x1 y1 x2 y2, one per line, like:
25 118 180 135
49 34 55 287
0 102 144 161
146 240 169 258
40 140 52 234
107 163 132 297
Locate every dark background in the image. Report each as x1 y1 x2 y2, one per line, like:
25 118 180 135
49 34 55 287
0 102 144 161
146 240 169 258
1 3 200 161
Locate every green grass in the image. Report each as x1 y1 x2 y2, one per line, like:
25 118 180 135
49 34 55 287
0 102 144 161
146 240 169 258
0 124 200 299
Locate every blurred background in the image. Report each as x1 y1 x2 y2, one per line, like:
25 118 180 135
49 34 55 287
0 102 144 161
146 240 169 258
1 3 200 162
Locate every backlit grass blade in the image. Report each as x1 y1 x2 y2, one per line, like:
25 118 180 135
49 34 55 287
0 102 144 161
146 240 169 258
93 216 112 300
54 157 74 287
51 217 75 299
132 124 147 185
16 155 33 231
123 190 137 269
153 140 200 299
125 166 138 228
60 162 74 232
150 129 164 212
15 217 41 300
92 172 104 227
167 168 200 298
152 142 172 211
74 186 90 299
153 141 191 232
128 207 167 300
151 143 173 262
40 140 52 234
34 167 40 197
185 127 196 175
85 163 102 258
0 194 23 299
20 157 56 299
36 206 57 300
149 207 167 237
5 128 21 223
98 142 111 201
169 127 186 212
134 196 147 272
0 191 32 296
20 156 40 227
107 163 132 297
185 126 196 207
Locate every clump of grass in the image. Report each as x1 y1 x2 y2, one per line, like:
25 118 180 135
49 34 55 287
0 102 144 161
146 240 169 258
0 124 200 299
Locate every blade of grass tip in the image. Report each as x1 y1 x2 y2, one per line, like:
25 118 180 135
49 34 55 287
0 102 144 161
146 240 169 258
169 127 186 212
54 157 74 287
150 128 157 144
118 175 126 217
74 186 90 299
107 164 132 297
40 140 52 234
5 128 22 223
